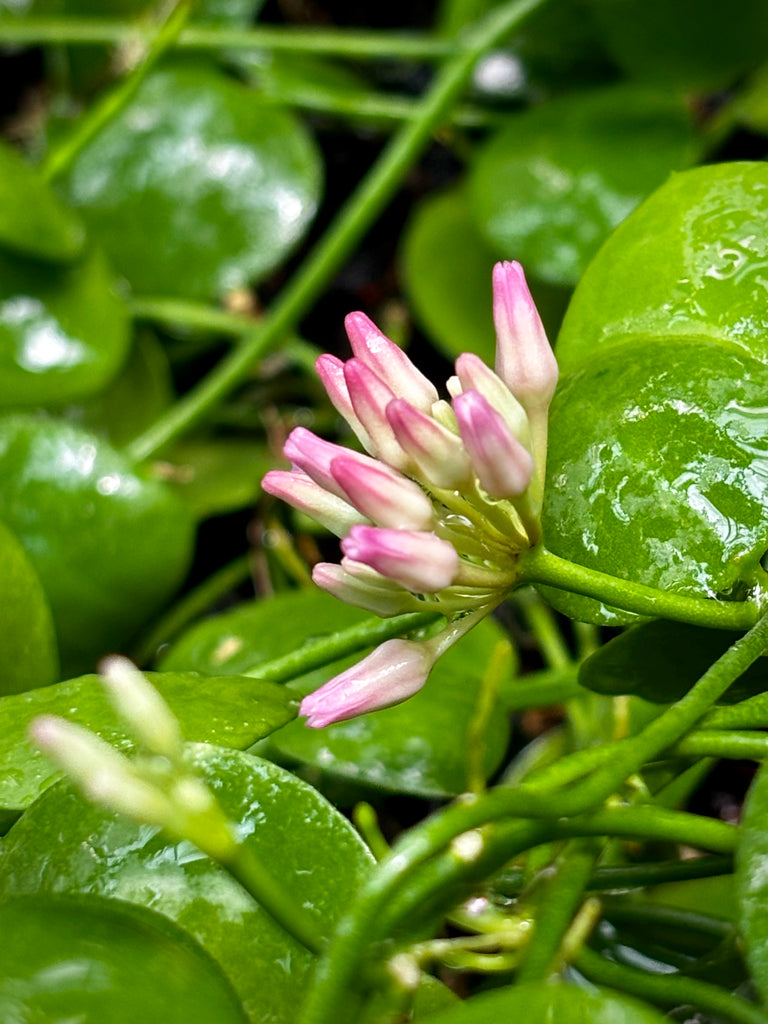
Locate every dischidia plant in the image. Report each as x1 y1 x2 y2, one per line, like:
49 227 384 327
3 1 768 1023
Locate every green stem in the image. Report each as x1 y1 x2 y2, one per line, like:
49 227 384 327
0 18 454 60
299 618 768 1023
521 547 759 630
494 855 734 895
130 296 261 336
575 946 768 1024
225 841 325 955
514 587 572 670
676 729 768 760
243 610 439 686
499 666 581 713
515 839 599 982
41 0 194 182
125 0 546 463
602 900 732 939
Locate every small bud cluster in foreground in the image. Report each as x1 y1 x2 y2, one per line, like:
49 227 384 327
263 262 558 728
30 657 237 861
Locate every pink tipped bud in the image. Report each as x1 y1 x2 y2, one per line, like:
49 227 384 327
343 358 408 470
454 390 534 499
386 399 472 489
312 562 416 617
345 311 439 412
492 261 558 411
300 638 435 727
315 353 373 452
454 352 530 444
262 469 367 536
341 525 459 593
284 427 378 501
330 455 434 530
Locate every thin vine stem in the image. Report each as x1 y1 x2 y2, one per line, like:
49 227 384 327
520 546 761 630
41 0 194 182
0 19 455 60
125 0 546 463
575 946 768 1024
298 614 768 1024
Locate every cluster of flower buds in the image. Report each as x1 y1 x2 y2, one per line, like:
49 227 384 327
263 261 558 728
30 657 238 862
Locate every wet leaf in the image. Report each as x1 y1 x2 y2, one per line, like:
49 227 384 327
65 65 323 300
0 747 373 1024
0 670 296 812
0 246 130 406
0 415 195 673
0 894 248 1023
469 86 698 286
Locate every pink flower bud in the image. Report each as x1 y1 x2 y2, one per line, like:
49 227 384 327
312 562 416 617
300 638 435 728
345 311 439 412
284 427 380 502
315 353 373 451
343 358 409 469
492 261 558 412
454 352 530 444
330 455 434 530
262 469 367 536
386 399 472 489
454 390 534 499
341 525 459 593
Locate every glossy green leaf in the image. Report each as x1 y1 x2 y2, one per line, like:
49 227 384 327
160 588 513 798
579 621 768 703
60 331 174 446
0 245 130 406
0 670 295 812
0 518 58 695
167 436 273 519
0 894 247 1023
541 339 768 625
0 415 195 674
469 86 698 286
0 746 373 1024
736 759 768 1001
556 162 768 372
0 138 84 262
420 980 667 1024
401 188 498 364
65 65 323 300
586 0 768 89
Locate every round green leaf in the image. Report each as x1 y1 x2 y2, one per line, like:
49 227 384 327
0 518 58 695
556 162 768 372
468 86 698 286
60 331 174 446
0 746 373 1024
579 620 768 703
0 894 247 1023
160 589 513 798
422 980 667 1024
737 759 768 1001
586 0 768 89
541 339 768 624
0 245 130 406
0 138 85 262
0 414 195 674
0 670 296 813
65 65 323 300
401 188 498 364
